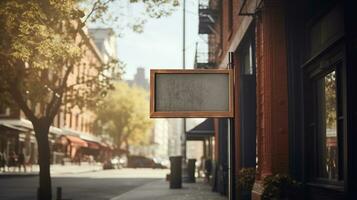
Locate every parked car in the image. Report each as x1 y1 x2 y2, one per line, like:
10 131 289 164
153 158 168 169
110 156 120 169
118 155 128 168
128 155 165 169
103 160 114 170
111 155 128 169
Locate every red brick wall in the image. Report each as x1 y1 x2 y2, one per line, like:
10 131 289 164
211 2 289 199
252 0 289 199
216 0 289 172
215 0 247 66
256 0 289 178
253 1 289 199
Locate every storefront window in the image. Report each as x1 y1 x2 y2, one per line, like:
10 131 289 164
304 3 345 184
316 71 338 180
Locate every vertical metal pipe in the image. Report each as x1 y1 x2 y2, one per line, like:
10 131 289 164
227 119 232 199
181 0 187 180
227 52 235 200
183 0 186 70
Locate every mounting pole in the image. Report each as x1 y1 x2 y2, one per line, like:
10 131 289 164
227 52 235 200
181 0 188 182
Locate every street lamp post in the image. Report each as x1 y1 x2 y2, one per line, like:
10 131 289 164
181 0 188 181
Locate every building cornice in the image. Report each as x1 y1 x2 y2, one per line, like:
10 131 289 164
219 16 253 69
79 28 105 65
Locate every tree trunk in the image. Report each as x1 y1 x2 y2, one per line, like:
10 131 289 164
124 139 130 156
33 118 52 200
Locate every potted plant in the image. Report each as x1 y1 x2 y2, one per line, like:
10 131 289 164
262 174 301 200
237 168 256 200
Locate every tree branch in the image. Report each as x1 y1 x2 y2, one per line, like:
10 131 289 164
9 84 37 123
65 75 100 90
6 61 37 122
82 0 101 25
47 63 74 120
82 0 114 25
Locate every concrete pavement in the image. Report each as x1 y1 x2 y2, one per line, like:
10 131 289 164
0 168 227 200
0 168 168 200
111 179 227 200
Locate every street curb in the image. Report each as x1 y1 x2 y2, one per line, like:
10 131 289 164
52 168 103 176
0 167 103 178
0 172 38 178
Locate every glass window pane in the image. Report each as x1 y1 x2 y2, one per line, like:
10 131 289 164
317 71 338 180
243 44 253 75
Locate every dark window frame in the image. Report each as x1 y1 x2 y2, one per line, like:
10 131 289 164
303 45 346 189
302 2 346 189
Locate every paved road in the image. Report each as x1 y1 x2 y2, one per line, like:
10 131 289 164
0 168 169 200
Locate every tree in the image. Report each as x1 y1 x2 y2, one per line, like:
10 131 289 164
95 82 153 153
0 1 178 199
324 71 337 129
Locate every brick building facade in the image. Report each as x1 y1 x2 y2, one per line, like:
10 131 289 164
0 27 113 166
198 0 357 199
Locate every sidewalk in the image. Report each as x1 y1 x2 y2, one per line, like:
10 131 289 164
0 162 102 177
111 179 227 200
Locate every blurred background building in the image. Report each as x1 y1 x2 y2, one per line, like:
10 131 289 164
126 67 182 162
88 28 117 64
0 27 117 166
127 68 149 90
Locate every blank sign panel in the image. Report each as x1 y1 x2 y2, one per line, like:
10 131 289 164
150 69 233 118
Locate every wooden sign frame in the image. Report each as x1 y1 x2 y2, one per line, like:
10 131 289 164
150 69 234 118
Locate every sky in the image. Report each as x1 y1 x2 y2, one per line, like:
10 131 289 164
115 0 204 127
115 0 206 128
89 0 204 128
117 0 200 80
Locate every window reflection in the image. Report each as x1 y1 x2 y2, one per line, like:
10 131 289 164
317 71 338 180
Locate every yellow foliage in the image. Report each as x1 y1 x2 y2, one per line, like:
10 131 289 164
96 81 153 148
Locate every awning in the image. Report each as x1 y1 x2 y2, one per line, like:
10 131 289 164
65 135 88 147
0 119 32 131
79 133 101 143
62 127 101 143
49 126 62 135
100 142 115 150
0 123 28 132
57 136 69 145
0 119 62 135
100 142 108 148
85 141 100 150
186 118 214 141
100 142 110 149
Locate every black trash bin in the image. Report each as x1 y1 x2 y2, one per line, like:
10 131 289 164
169 156 182 189
187 159 196 183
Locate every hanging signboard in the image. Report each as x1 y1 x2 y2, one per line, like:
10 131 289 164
150 69 233 118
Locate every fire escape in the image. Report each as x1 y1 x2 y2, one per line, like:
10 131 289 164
194 0 218 69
